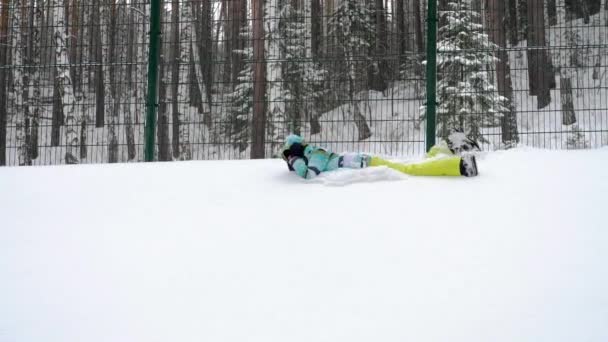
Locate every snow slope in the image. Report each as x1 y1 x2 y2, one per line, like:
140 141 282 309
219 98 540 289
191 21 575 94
1 148 608 342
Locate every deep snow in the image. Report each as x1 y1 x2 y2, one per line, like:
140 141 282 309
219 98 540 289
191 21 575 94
1 148 608 342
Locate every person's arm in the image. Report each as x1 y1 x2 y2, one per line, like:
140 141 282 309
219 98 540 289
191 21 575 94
288 156 311 178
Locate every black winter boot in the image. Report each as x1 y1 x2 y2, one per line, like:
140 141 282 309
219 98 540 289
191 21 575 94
459 154 478 177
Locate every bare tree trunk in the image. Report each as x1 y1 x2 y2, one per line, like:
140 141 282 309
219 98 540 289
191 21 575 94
199 0 213 127
349 61 372 141
27 0 41 160
413 0 424 54
223 0 246 90
311 0 321 60
190 0 211 119
94 0 104 128
547 0 556 25
396 0 406 65
13 0 30 165
325 0 334 56
222 0 231 87
175 0 193 160
486 0 519 145
251 0 266 158
77 0 87 159
266 0 286 141
556 0 576 125
51 76 62 146
0 0 8 165
526 0 551 109
369 0 388 92
124 0 137 160
54 0 79 164
171 0 180 158
593 0 607 80
157 0 171 161
103 0 118 163
578 0 589 24
507 0 518 46
517 0 527 41
70 0 80 99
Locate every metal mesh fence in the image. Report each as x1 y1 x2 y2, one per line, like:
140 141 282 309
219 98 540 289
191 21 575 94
437 0 608 149
0 0 606 167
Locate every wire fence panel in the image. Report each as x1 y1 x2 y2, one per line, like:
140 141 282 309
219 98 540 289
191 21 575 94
436 0 608 149
0 0 149 166
0 0 606 167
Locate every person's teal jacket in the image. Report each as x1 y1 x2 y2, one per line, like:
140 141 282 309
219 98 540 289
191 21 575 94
281 135 367 179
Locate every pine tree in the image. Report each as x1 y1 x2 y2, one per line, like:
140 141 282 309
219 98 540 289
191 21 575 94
265 0 287 151
329 0 373 141
225 26 254 153
434 0 507 143
278 0 327 136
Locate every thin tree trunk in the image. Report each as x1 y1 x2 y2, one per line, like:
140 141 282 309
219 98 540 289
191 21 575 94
311 0 321 60
486 0 519 145
517 0 527 41
0 0 9 165
266 0 286 141
51 76 62 146
70 0 80 99
28 0 41 160
103 0 118 162
199 0 213 127
175 0 193 160
53 0 79 164
593 0 607 80
124 0 136 160
77 0 87 159
251 0 266 158
171 0 180 158
547 0 556 25
507 0 518 46
190 1 211 118
369 0 388 92
413 0 424 54
157 0 170 161
325 0 334 56
94 0 104 127
349 61 372 141
396 0 406 65
556 0 576 125
13 0 30 165
526 0 551 108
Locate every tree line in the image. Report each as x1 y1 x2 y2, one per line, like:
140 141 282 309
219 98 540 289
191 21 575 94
0 0 603 165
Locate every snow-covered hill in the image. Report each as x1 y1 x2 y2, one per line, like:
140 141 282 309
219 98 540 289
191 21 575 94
1 148 608 342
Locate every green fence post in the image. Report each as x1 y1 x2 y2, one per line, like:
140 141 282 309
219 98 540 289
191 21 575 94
425 0 438 152
144 0 161 162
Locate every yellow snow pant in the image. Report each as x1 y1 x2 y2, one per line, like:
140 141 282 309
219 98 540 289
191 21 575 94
368 144 462 176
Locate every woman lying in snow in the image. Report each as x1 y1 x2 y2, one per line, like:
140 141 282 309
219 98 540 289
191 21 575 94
280 134 478 179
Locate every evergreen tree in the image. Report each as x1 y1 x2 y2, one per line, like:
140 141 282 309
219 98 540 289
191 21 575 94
265 0 287 152
278 0 326 136
434 0 507 143
329 0 373 141
225 26 253 152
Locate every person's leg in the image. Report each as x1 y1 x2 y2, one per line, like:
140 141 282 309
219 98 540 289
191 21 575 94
426 141 454 158
326 153 371 171
369 155 463 176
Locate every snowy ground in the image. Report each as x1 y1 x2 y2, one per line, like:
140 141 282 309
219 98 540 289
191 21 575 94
1 148 608 342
